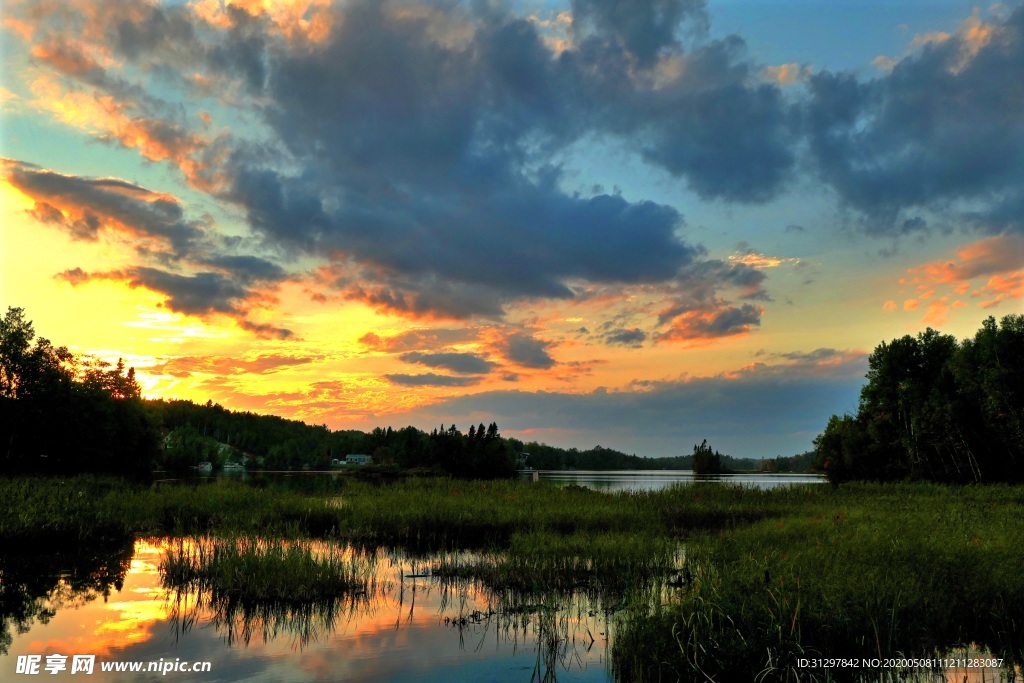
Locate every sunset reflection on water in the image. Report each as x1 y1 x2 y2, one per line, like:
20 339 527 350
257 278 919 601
5 539 613 682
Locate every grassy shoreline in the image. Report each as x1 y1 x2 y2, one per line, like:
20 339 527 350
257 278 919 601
3 476 1022 680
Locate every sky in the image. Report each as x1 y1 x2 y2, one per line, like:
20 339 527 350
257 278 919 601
1 0 1022 459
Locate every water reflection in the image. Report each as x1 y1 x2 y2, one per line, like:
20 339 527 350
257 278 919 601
162 469 829 494
4 538 1019 682
6 539 614 681
0 538 134 656
524 470 828 492
161 540 616 681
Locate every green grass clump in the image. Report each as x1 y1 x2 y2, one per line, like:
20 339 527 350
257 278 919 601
432 531 678 594
160 536 378 647
161 536 373 602
0 476 140 542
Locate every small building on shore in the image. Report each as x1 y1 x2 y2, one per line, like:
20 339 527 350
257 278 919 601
345 454 373 466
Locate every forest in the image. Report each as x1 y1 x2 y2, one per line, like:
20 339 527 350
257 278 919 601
815 314 1024 483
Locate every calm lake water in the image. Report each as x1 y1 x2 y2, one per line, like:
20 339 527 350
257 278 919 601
4 539 614 682
197 469 828 493
522 470 827 492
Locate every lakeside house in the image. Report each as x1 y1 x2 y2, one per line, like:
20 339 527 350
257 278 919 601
344 454 373 466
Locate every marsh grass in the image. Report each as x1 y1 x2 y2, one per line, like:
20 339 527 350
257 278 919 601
0 476 139 542
7 476 1024 680
613 483 1024 682
161 536 376 601
0 475 821 547
160 537 382 648
430 532 679 598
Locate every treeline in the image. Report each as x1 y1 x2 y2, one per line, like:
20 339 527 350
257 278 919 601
152 399 515 478
0 308 518 479
815 315 1024 483
758 451 816 473
0 308 158 477
510 439 768 472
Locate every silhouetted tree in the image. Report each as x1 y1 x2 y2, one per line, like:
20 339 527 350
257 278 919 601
816 315 1024 483
0 307 158 476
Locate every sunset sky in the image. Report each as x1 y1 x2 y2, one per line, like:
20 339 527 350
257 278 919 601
1 0 1022 458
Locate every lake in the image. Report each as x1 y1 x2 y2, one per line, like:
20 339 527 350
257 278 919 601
188 469 828 493
4 538 615 682
521 470 827 492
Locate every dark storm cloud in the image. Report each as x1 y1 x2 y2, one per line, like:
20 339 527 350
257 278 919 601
15 0 799 323
603 327 647 347
696 304 762 336
344 277 510 320
777 348 844 363
804 8 1024 233
399 352 496 375
29 201 101 241
17 0 1024 329
680 259 771 301
619 36 797 202
570 0 707 66
228 152 696 317
112 2 198 61
500 332 556 369
119 267 248 316
656 302 763 342
359 329 477 353
200 255 287 283
5 160 203 256
57 266 291 339
9 157 293 337
385 373 482 387
197 0 796 315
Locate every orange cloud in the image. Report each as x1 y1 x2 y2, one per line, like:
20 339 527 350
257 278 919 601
761 63 811 86
978 272 1024 308
3 16 34 40
873 11 1000 80
359 328 477 353
932 234 1024 282
145 354 320 378
727 252 799 268
28 75 218 191
191 0 334 44
921 297 950 326
31 41 101 74
903 299 919 311
656 304 763 344
4 159 204 253
906 234 1024 313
